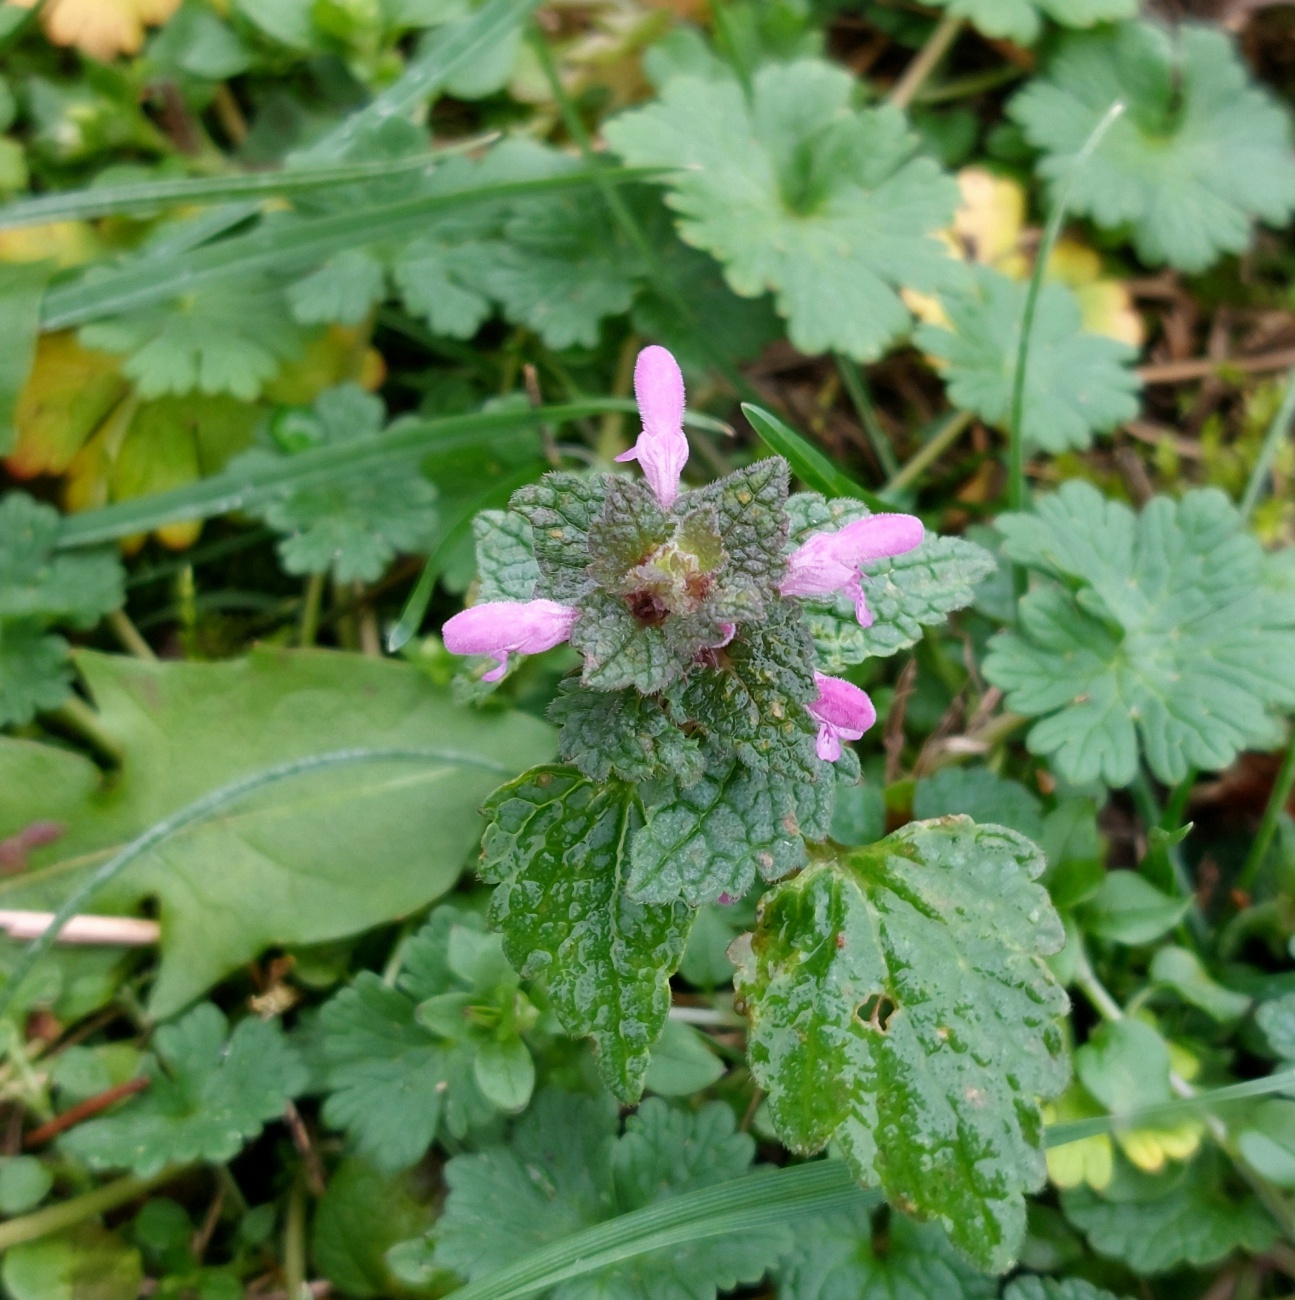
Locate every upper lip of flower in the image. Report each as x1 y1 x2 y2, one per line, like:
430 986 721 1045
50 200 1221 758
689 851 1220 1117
614 345 689 510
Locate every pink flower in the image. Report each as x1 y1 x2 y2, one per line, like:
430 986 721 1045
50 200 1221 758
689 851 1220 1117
807 671 877 762
780 514 924 628
442 599 578 682
615 345 688 510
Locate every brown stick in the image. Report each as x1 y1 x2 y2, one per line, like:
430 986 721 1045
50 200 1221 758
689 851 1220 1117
24 1077 150 1148
1138 347 1295 384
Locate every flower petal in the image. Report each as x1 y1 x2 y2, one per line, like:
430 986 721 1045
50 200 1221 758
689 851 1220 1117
442 599 578 680
614 345 689 509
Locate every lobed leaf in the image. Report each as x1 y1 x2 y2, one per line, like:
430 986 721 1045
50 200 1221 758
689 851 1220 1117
732 817 1070 1273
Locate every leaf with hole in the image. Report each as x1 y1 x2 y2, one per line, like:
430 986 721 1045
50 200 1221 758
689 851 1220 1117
733 817 1069 1273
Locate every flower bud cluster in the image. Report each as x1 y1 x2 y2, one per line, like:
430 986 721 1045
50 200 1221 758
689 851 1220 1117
444 346 922 845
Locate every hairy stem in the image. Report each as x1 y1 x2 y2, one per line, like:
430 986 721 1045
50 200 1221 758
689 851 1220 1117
884 410 973 494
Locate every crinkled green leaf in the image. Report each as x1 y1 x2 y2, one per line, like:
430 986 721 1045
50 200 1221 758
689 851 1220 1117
479 767 693 1102
473 508 540 602
983 483 1295 786
319 906 531 1171
549 683 704 786
915 266 1140 452
787 494 995 669
238 385 439 583
60 1003 307 1176
733 817 1069 1273
913 766 1045 842
1061 1152 1277 1274
776 1202 997 1300
1009 21 1295 272
630 756 809 906
509 472 606 603
694 458 790 590
79 281 306 401
434 1090 788 1299
605 60 958 360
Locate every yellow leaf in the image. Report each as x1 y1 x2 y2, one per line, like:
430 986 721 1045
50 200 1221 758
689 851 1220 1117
263 324 384 406
952 167 1025 266
7 0 181 60
0 220 101 267
6 332 128 479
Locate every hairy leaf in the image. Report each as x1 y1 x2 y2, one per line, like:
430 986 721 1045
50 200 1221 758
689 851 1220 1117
733 817 1069 1272
319 906 533 1171
915 265 1140 452
61 1003 307 1175
786 494 995 669
630 756 809 906
479 767 693 1102
605 60 958 360
983 483 1295 785
777 1202 997 1300
1061 1152 1277 1273
238 385 439 584
474 508 540 602
434 1090 788 1299
1010 21 1295 272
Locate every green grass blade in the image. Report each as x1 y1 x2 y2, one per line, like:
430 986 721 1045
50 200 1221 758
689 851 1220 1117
40 169 657 330
449 1161 879 1300
741 403 888 511
1045 1069 1295 1147
53 401 613 548
0 137 495 231
314 0 540 162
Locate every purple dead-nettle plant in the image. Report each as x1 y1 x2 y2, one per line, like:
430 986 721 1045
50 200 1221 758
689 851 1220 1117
445 343 921 896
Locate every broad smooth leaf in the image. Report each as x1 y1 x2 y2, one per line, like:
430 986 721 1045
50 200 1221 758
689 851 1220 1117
924 0 1133 46
2 1225 141 1300
983 483 1295 786
479 767 693 1102
0 648 553 1016
732 816 1069 1273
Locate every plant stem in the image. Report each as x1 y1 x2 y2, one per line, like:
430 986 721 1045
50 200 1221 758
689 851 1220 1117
835 354 900 480
44 695 123 766
0 1167 182 1251
1007 99 1125 586
1239 728 1295 894
298 573 324 647
284 1173 307 1300
889 13 963 111
1240 365 1295 521
1131 768 1207 944
106 609 156 661
884 410 973 494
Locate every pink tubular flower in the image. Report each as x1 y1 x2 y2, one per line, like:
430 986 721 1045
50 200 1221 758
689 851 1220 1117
442 599 578 682
780 514 924 628
807 672 877 763
615 345 688 510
